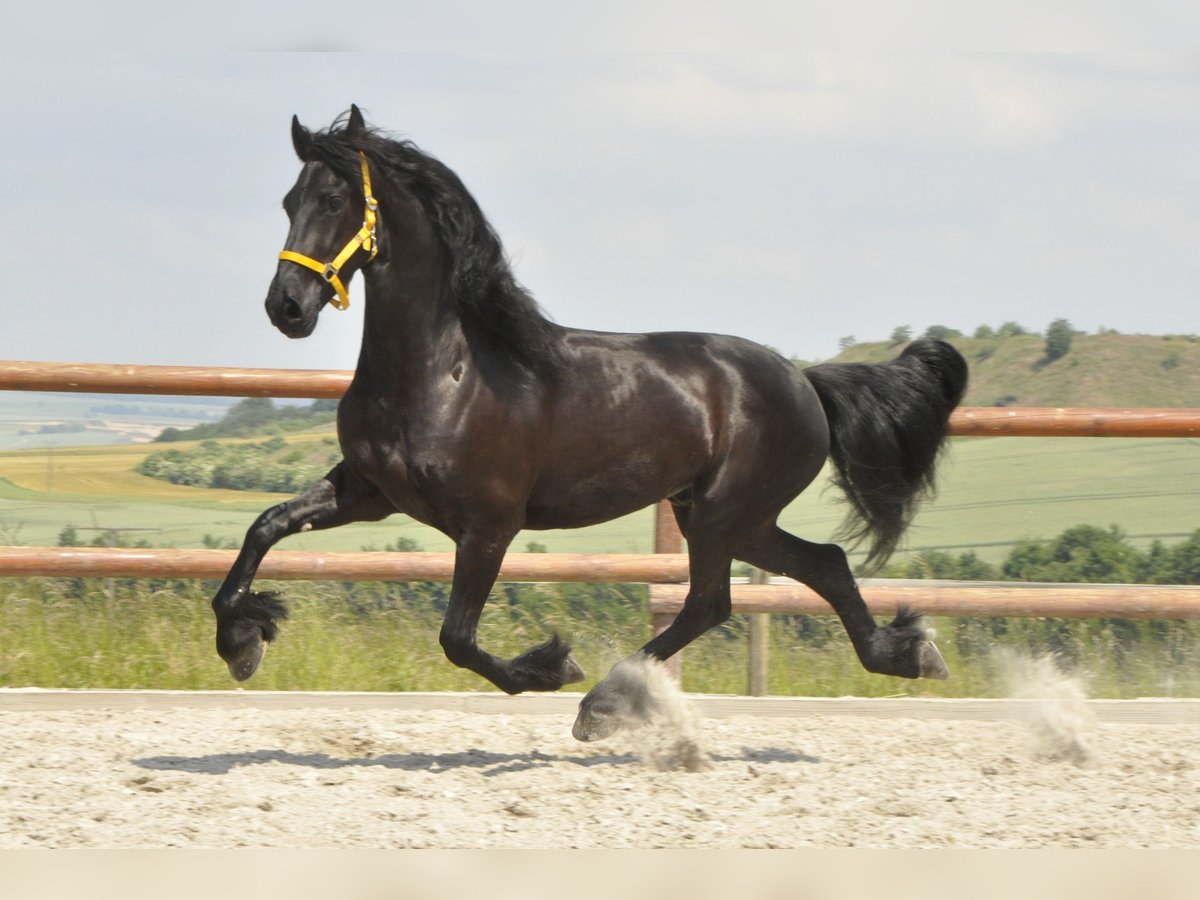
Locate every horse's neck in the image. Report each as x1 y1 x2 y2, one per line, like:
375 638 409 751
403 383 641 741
355 264 465 395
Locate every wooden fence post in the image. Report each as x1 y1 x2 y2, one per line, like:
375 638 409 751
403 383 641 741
748 568 770 695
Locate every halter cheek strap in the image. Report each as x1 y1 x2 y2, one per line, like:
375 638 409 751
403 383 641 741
278 152 379 311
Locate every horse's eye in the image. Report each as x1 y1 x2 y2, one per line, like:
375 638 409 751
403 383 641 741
324 194 346 214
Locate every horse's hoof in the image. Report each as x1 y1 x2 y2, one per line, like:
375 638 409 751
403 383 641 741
572 679 626 742
226 639 266 682
561 653 586 686
572 701 622 742
919 639 949 680
571 655 660 741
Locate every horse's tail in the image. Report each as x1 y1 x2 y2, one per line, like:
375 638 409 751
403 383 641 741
804 339 968 571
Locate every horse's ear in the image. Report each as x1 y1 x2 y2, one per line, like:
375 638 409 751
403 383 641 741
347 104 367 137
291 115 314 161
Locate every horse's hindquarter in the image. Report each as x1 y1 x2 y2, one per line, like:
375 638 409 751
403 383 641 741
524 331 827 530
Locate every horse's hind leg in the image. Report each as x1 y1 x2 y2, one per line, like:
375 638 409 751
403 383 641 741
573 530 733 741
739 526 948 680
212 462 393 681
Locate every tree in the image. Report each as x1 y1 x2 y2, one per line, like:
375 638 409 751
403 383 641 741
386 536 423 553
1003 525 1140 583
837 335 857 352
998 321 1028 338
922 325 962 341
973 324 995 340
1163 529 1200 584
890 325 912 345
1044 318 1074 362
224 397 277 429
895 550 997 580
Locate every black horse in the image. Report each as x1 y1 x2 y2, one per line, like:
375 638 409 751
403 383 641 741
211 106 968 740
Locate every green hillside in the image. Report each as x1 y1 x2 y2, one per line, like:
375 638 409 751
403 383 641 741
828 332 1200 408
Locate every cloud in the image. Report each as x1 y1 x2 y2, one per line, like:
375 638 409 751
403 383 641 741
573 56 1073 153
1 52 1197 368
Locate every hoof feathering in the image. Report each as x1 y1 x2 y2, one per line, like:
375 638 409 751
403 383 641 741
217 591 287 683
512 634 586 692
876 606 951 680
919 639 950 680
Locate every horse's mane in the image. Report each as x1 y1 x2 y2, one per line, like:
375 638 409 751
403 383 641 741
301 110 563 377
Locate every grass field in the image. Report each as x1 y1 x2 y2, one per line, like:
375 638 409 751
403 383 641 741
2 428 1197 699
0 433 649 554
782 435 1200 564
0 430 1197 565
5 576 1198 698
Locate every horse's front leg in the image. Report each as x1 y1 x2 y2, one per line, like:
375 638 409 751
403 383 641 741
438 532 585 694
212 462 392 681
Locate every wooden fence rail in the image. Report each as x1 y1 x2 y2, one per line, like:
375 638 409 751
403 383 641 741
3 547 1199 621
0 360 352 399
0 547 689 584
950 406 1200 438
3 359 1199 437
650 581 1200 620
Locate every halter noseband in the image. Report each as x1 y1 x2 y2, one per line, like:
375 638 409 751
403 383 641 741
278 152 379 310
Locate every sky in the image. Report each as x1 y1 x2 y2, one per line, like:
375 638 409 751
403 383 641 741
1 50 1197 373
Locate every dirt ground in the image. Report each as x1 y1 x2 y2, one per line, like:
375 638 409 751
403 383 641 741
2 684 1197 848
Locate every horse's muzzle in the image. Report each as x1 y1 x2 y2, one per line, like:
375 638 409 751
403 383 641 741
265 280 320 339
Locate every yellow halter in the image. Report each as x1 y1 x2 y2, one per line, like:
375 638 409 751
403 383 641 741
278 152 379 310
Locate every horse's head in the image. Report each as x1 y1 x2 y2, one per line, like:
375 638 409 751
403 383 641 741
266 105 378 338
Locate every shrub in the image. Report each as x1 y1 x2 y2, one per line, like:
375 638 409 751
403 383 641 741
137 438 326 493
1043 318 1074 362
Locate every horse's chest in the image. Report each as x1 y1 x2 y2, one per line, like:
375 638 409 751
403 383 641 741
337 396 462 507
337 396 416 485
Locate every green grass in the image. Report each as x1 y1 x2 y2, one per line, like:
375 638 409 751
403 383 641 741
0 578 649 693
5 578 1198 698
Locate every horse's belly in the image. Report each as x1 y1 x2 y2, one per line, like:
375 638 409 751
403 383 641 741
524 451 690 530
523 495 654 530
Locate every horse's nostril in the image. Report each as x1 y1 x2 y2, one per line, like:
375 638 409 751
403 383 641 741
283 297 302 321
